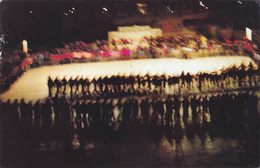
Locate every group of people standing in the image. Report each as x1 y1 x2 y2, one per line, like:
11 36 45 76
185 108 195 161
1 91 258 131
47 64 259 98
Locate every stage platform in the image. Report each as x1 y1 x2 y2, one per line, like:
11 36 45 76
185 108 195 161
0 56 257 102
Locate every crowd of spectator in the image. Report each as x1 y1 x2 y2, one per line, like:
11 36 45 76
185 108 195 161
0 33 258 94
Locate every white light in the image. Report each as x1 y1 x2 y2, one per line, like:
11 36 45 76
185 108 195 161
199 1 208 9
0 34 5 43
72 7 75 10
102 7 108 12
0 51 2 65
246 27 252 41
237 1 242 4
29 10 33 14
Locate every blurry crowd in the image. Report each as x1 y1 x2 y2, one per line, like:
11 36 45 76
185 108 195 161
47 63 259 98
49 35 239 61
0 33 256 94
0 91 258 131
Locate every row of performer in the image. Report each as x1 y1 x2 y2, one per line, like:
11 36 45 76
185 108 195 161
1 91 258 129
47 66 259 97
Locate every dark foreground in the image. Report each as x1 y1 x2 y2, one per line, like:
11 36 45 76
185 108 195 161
0 91 259 167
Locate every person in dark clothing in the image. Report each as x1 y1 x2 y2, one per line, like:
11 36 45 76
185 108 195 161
69 77 75 96
61 76 67 94
136 74 142 89
202 95 209 123
140 98 150 125
54 77 62 96
165 96 174 126
161 74 167 88
62 99 71 124
75 76 80 94
185 72 193 87
20 99 33 126
74 100 83 124
151 99 160 125
156 98 165 125
41 99 52 128
47 76 54 97
180 71 186 87
182 96 190 123
33 100 42 127
131 98 139 122
152 75 160 90
82 100 89 127
190 95 198 124
84 77 91 96
122 99 132 123
173 96 181 124
9 99 19 125
145 73 152 90
92 77 98 94
52 97 62 125
79 76 86 93
101 99 113 126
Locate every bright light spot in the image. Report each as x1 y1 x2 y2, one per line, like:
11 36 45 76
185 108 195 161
64 12 68 16
199 1 208 9
139 9 146 15
137 3 147 15
0 51 2 67
72 7 75 10
137 3 146 7
0 34 5 43
102 7 108 12
29 10 33 14
237 1 243 4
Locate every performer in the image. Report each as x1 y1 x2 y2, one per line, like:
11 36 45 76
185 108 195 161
47 76 54 97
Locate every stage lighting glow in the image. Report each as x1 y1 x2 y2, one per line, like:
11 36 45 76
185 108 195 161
199 1 208 9
102 7 108 12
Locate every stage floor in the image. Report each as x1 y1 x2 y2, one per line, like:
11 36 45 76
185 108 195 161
0 56 257 102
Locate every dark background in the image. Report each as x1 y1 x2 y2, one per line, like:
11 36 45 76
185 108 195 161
0 0 259 51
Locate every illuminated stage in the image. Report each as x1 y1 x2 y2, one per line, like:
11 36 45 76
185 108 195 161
0 56 257 102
